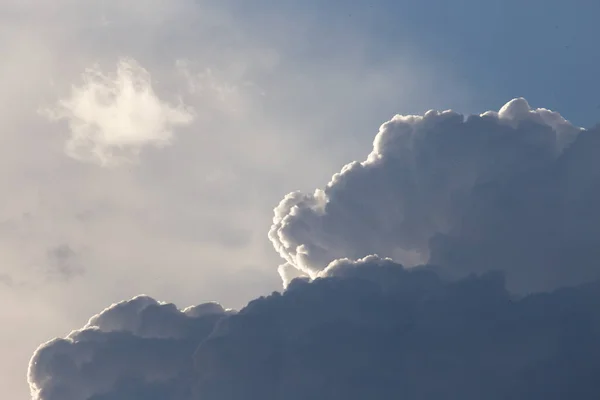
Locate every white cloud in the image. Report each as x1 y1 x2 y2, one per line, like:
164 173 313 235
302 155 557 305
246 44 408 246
43 58 194 166
269 98 597 293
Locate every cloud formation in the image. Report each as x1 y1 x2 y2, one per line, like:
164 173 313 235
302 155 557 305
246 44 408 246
28 296 231 400
30 99 600 400
269 98 600 293
5 2 462 396
29 257 600 399
43 58 194 166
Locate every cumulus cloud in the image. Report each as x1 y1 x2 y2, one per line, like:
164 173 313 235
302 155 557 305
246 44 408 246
42 58 194 166
29 257 600 399
26 90 600 398
269 98 600 293
28 295 231 400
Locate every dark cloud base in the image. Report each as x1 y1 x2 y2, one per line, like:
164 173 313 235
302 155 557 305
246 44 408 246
195 259 600 400
30 258 600 400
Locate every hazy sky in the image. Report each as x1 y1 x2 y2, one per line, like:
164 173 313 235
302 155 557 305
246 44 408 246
2 1 599 399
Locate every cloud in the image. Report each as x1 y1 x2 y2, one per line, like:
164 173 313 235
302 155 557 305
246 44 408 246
29 257 600 399
42 58 194 166
28 295 231 400
25 91 600 397
269 98 600 293
0 2 474 399
10 0 600 398
45 244 84 281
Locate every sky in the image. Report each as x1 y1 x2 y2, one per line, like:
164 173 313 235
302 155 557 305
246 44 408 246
2 1 600 399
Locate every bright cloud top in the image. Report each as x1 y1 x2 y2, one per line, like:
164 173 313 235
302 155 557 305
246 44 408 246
43 59 194 166
269 98 593 293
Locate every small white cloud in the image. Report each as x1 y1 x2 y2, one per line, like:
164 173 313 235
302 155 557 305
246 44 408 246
43 58 194 166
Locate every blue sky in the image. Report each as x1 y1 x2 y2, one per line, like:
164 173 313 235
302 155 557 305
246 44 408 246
235 0 600 126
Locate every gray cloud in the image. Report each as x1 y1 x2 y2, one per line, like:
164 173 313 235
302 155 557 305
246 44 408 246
28 295 231 400
29 257 600 399
45 244 84 281
269 98 599 293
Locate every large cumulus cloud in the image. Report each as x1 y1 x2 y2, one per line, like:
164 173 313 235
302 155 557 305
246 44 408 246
28 99 600 399
269 98 600 293
29 257 600 399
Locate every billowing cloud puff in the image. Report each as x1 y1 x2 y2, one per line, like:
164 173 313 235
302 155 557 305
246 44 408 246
269 98 600 293
28 296 230 400
29 258 600 399
42 58 194 166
